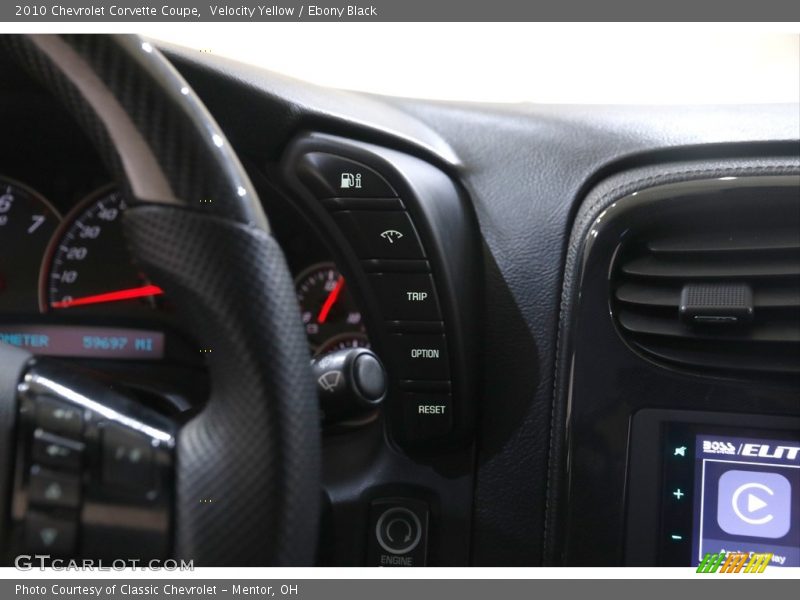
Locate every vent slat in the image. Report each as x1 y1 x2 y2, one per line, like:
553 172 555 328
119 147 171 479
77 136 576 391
621 255 800 279
615 283 679 307
618 310 800 343
648 231 800 254
632 340 800 374
615 283 800 309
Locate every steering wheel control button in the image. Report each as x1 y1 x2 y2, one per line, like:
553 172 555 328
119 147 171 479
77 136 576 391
25 511 77 555
368 499 429 566
368 273 441 321
102 424 154 492
333 211 425 260
32 429 84 470
35 397 83 438
389 333 450 380
28 465 81 509
402 393 453 443
297 152 397 199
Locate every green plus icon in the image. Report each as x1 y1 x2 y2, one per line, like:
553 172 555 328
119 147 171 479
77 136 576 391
672 488 685 500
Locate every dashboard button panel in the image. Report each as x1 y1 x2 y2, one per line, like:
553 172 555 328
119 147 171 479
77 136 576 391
368 273 441 321
389 333 450 381
333 211 425 260
297 152 398 199
401 392 453 443
283 133 480 450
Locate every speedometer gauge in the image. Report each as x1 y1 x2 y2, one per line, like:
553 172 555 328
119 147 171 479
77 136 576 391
0 177 60 313
295 262 369 356
43 187 163 315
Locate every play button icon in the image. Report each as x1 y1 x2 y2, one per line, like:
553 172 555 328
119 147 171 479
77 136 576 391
732 482 776 525
717 470 791 538
748 492 768 514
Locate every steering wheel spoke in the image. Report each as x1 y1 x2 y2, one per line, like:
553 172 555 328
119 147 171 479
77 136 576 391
0 343 175 560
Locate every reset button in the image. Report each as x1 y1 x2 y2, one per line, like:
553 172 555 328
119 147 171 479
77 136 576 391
402 392 453 443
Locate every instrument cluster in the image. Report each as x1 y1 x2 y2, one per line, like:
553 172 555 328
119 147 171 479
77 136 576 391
0 83 368 366
0 169 368 363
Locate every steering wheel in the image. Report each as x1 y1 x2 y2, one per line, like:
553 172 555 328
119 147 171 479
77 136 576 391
0 34 320 565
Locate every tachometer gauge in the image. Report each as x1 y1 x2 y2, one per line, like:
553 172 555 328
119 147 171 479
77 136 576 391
0 177 60 313
295 262 369 356
43 187 163 315
316 332 370 356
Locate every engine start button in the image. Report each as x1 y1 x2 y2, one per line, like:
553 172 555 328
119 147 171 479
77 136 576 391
375 507 422 555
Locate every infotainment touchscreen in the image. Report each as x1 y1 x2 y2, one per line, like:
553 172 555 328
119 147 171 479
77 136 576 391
657 422 800 567
691 434 799 567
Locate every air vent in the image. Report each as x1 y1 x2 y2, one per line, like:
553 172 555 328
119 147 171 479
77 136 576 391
612 226 800 376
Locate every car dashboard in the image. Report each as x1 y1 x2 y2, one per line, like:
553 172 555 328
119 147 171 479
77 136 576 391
0 39 798 567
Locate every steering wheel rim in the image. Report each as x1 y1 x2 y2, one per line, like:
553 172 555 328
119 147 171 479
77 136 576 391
2 34 320 566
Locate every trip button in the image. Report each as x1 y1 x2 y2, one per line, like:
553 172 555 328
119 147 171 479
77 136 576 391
402 392 453 443
32 429 84 470
368 273 441 321
388 333 450 380
29 466 81 509
333 211 425 260
297 152 397 198
36 397 83 438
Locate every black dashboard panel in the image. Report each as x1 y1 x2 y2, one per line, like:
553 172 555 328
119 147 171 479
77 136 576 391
159 44 800 566
1 39 798 566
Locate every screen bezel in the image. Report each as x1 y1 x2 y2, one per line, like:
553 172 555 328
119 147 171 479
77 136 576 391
623 409 800 566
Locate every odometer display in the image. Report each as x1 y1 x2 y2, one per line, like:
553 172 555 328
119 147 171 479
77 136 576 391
45 187 163 315
0 177 60 313
0 324 165 359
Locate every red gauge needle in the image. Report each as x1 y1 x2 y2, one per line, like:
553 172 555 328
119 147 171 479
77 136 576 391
50 284 164 309
317 277 345 324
